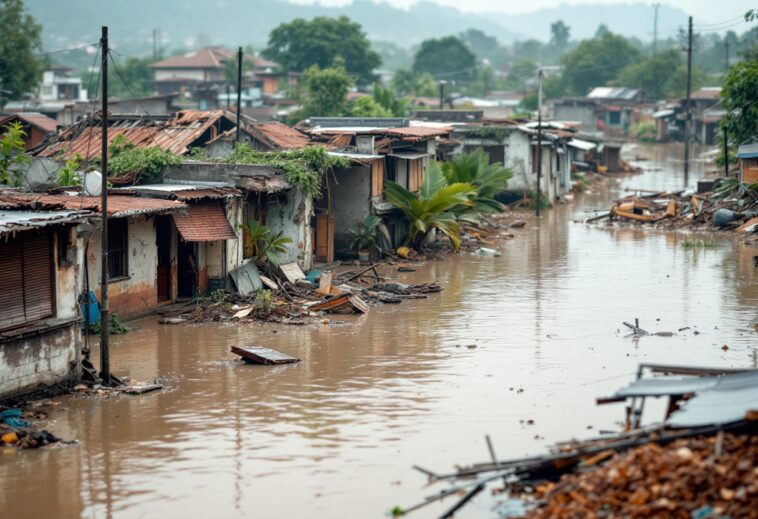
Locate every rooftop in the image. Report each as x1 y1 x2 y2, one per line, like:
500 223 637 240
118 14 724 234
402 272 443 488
0 209 89 235
0 112 57 134
587 87 642 101
151 47 278 70
0 191 187 218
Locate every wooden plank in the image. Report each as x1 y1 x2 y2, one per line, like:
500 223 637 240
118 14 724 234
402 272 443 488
319 271 333 290
123 383 163 395
348 295 369 314
231 346 301 365
280 262 306 284
310 294 351 312
259 275 278 290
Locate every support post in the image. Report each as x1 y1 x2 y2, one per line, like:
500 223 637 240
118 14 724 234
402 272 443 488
100 26 110 386
236 47 243 144
438 81 446 110
683 16 693 188
723 127 729 177
536 68 543 217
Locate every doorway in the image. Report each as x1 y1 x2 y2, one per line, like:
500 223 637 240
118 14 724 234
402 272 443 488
155 216 172 302
177 239 197 298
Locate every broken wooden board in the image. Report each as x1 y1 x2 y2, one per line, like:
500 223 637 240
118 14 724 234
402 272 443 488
319 271 333 290
159 317 187 325
232 306 254 319
259 275 278 290
122 383 163 395
231 346 301 365
736 216 758 233
309 294 369 314
280 262 306 284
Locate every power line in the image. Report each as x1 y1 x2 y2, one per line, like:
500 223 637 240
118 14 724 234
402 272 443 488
693 14 744 28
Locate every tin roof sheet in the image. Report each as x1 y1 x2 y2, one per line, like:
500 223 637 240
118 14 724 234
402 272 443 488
0 112 57 133
235 175 291 193
0 191 186 218
0 209 90 234
33 110 237 160
121 184 240 200
172 203 237 241
666 371 758 428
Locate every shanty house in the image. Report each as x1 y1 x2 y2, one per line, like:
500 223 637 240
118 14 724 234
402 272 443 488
0 112 58 150
737 142 758 184
0 201 88 399
302 118 452 260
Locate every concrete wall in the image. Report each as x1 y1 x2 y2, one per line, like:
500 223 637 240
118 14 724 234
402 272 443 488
332 166 371 251
553 103 598 132
155 69 205 82
0 225 82 400
503 131 533 193
87 216 163 319
0 321 80 399
265 189 313 269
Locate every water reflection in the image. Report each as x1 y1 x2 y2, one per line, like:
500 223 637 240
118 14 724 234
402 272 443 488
1 144 756 519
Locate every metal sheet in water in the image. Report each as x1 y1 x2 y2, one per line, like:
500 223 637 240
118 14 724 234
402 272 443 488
667 371 758 428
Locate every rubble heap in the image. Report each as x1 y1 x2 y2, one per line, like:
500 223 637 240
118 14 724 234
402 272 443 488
523 433 758 519
0 406 63 450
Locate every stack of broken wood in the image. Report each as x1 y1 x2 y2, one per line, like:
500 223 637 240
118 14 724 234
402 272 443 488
591 186 758 234
175 262 443 325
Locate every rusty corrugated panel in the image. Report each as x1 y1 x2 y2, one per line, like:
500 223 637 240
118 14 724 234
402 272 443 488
370 126 453 140
0 192 187 217
173 203 237 242
172 187 241 200
250 122 311 150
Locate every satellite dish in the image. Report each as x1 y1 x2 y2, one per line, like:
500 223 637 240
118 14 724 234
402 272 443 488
83 171 102 197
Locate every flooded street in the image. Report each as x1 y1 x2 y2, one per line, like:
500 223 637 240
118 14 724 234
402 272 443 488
2 144 757 518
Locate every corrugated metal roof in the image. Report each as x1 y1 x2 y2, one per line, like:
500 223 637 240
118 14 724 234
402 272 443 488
0 209 90 235
121 184 240 201
587 87 641 100
370 126 452 140
0 112 57 133
0 191 186 218
388 152 431 160
738 142 758 159
210 121 311 150
691 87 721 100
567 139 597 151
150 47 279 71
33 110 237 160
173 204 237 241
666 371 758 428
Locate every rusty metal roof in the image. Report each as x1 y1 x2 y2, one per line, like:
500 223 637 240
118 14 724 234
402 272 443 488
0 191 186 218
0 209 90 235
0 112 57 133
173 203 237 241
120 184 240 201
247 122 311 150
33 110 237 160
368 126 452 141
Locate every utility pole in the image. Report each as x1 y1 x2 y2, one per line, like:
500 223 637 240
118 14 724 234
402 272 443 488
100 26 111 386
683 16 693 188
235 47 242 143
724 41 730 75
438 81 446 110
536 68 543 217
152 29 157 60
652 2 660 54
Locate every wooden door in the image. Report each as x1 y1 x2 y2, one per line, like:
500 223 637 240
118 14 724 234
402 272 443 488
315 213 334 263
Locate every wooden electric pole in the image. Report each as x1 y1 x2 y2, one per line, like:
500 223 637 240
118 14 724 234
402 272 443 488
236 47 242 143
100 26 111 386
725 41 730 74
536 68 543 217
683 16 693 188
652 3 660 54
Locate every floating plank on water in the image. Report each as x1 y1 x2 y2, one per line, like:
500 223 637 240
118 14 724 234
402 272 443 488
122 383 163 395
231 346 301 365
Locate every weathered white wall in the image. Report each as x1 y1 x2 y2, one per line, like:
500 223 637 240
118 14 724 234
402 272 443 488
154 69 205 81
332 166 371 250
87 216 161 319
503 131 533 193
266 189 313 270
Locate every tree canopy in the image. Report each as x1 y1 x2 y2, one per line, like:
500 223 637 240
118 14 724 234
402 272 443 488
413 36 477 82
0 0 44 105
263 16 381 85
560 31 641 95
550 21 571 49
618 49 687 99
721 57 758 150
299 62 352 118
459 28 498 60
109 55 156 98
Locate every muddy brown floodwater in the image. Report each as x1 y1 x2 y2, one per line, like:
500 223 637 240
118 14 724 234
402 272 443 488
2 144 757 519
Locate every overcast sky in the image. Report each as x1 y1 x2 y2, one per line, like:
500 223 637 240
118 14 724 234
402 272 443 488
291 0 753 22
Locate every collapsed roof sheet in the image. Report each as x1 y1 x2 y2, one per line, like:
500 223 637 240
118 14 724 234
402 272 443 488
666 371 758 428
0 209 90 235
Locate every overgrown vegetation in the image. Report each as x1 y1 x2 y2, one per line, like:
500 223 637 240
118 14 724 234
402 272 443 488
631 121 656 143
225 143 350 197
441 148 512 214
347 214 381 252
56 153 83 187
87 313 129 335
239 219 292 266
0 122 30 187
108 134 181 181
254 290 276 313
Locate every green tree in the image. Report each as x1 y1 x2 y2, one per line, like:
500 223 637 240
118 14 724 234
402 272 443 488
371 83 409 116
561 32 640 95
110 56 156 98
459 28 498 60
0 122 30 187
504 59 537 90
550 20 571 49
391 69 437 97
348 96 392 117
619 49 685 100
300 63 352 117
0 0 44 105
721 57 758 151
442 148 512 213
413 36 477 82
263 16 381 85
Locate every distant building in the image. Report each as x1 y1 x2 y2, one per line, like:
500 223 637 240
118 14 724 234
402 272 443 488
38 66 87 102
552 87 646 137
737 142 758 184
652 87 723 145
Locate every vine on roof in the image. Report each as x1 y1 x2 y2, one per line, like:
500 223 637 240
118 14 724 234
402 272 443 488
223 144 350 198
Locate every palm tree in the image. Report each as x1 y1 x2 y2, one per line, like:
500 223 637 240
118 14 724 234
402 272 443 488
240 220 292 266
384 161 476 250
442 148 512 213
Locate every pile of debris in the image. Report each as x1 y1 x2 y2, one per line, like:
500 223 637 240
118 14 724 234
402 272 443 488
398 363 758 518
173 261 443 325
523 433 758 518
592 184 758 235
459 213 527 254
0 405 63 451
